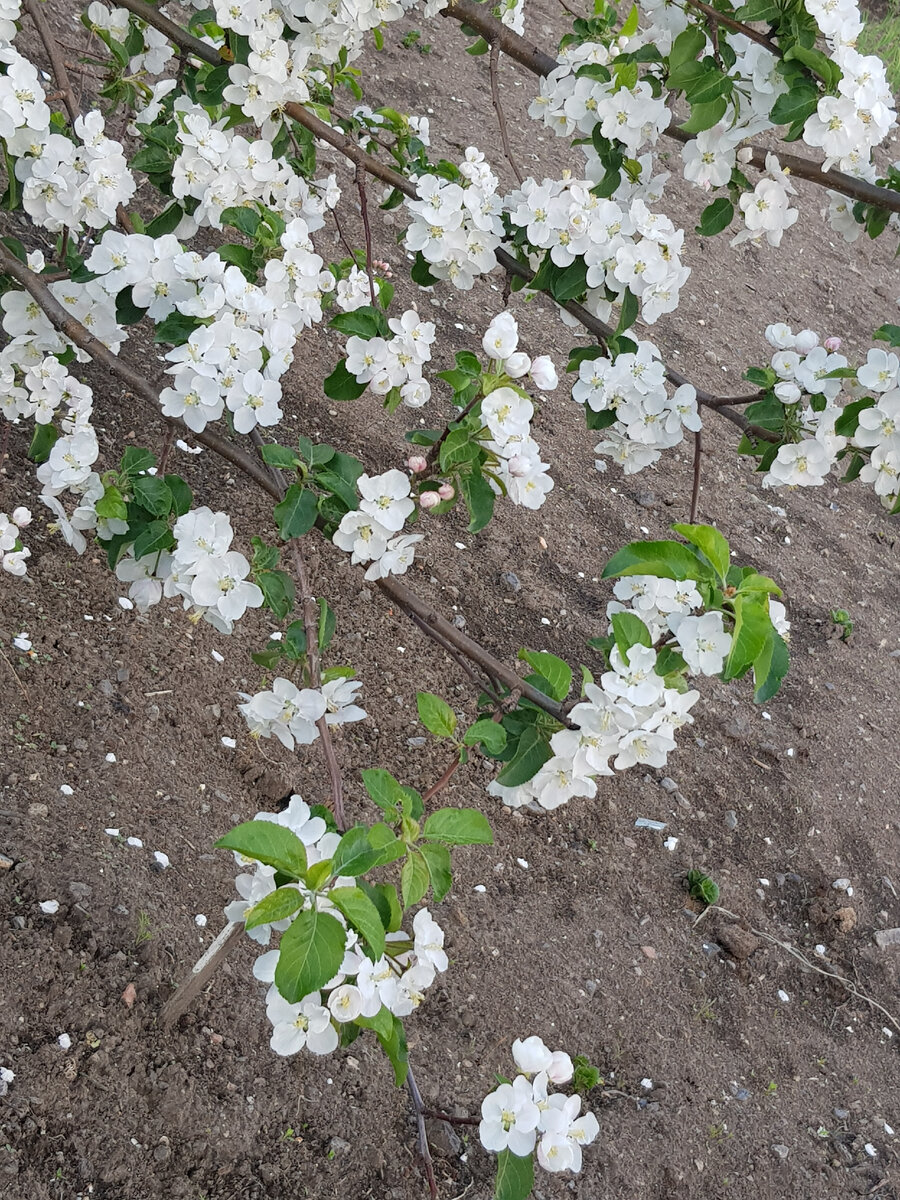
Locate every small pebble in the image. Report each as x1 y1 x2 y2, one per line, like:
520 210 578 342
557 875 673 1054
105 828 120 837
221 736 236 749
635 818 667 832
126 837 143 849
60 784 73 796
777 989 790 1003
39 900 60 914
211 650 224 663
153 851 171 869
516 858 529 869
105 753 117 763
57 1034 71 1050
724 810 738 831
195 914 208 927
117 597 134 611
499 571 521 594
865 1144 877 1158
473 885 486 893
772 1144 790 1160
641 946 657 959
640 1078 653 1089
663 837 678 852
659 777 677 793
832 878 851 891
834 1108 850 1120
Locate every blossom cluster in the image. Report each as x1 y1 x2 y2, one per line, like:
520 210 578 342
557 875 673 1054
478 312 557 510
225 796 447 1058
759 324 900 508
168 102 337 234
345 309 436 407
403 148 504 290
489 581 747 812
508 182 689 327
0 507 32 577
572 338 700 475
480 1037 599 1174
332 469 423 581
85 2 174 76
238 675 366 749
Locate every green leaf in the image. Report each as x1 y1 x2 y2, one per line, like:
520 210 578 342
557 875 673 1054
28 422 59 463
455 350 482 375
834 397 875 437
132 475 173 517
615 287 639 334
518 650 572 701
274 909 346 1003
411 251 439 287
735 570 782 597
331 825 382 877
679 96 728 133
361 768 407 816
145 202 184 238
358 880 403 932
602 539 713 582
131 144 174 174
495 726 553 787
327 886 386 957
244 885 304 931
95 484 128 522
221 205 261 237
419 842 452 902
671 523 730 581
375 1012 409 1086
723 594 771 681
216 243 255 275
769 82 819 129
256 568 295 619
164 474 192 517
439 428 482 472
121 446 157 476
401 848 430 908
696 197 734 237
422 807 493 846
753 628 789 702
668 25 707 74
874 323 900 347
416 692 457 738
323 358 367 401
355 1005 394 1042
215 820 308 878
460 469 496 534
153 311 202 346
687 869 720 906
611 611 652 658
784 43 841 90
463 719 507 754
317 597 336 650
132 520 174 560
329 306 388 339
495 1147 535 1200
367 822 406 866
115 287 147 326
273 484 318 541
656 645 687 677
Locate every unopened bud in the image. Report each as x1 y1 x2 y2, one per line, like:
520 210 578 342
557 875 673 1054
437 482 455 500
407 454 428 473
824 336 842 352
419 490 440 509
737 146 753 164
12 506 32 528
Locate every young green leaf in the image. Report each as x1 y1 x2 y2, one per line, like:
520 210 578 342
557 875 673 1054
611 611 652 658
495 1147 535 1200
463 719 507 754
419 842 452 902
273 484 318 541
416 692 457 738
671 523 730 581
215 820 308 878
401 848 430 908
331 825 382 877
495 726 553 787
602 539 714 582
517 650 572 701
274 909 346 1002
327 886 386 957
361 768 407 815
244 885 305 931
422 807 494 846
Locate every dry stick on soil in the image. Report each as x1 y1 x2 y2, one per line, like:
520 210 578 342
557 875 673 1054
158 919 244 1028
442 0 900 217
709 906 900 1035
489 43 524 185
406 1063 439 1200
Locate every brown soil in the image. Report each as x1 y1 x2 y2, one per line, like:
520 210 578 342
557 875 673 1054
2 3 900 1199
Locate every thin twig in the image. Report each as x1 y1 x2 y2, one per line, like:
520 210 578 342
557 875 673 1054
681 0 781 55
426 392 485 469
0 648 28 698
0 420 10 473
355 166 378 307
406 1064 439 1200
423 754 462 802
689 428 702 523
422 1109 480 1126
157 424 175 476
489 43 523 185
288 540 346 831
709 906 900 1035
24 0 80 123
406 610 505 706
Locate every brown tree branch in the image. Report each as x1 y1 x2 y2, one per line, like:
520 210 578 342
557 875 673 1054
490 42 524 185
24 0 80 124
682 0 781 56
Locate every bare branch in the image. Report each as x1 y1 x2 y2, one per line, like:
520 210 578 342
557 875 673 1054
490 43 523 185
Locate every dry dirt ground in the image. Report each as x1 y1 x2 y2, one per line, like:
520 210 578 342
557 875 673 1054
2 2 900 1198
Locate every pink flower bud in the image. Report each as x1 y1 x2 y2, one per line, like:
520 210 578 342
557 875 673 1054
419 490 440 509
437 483 455 500
824 336 842 352
407 454 428 474
12 506 32 528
